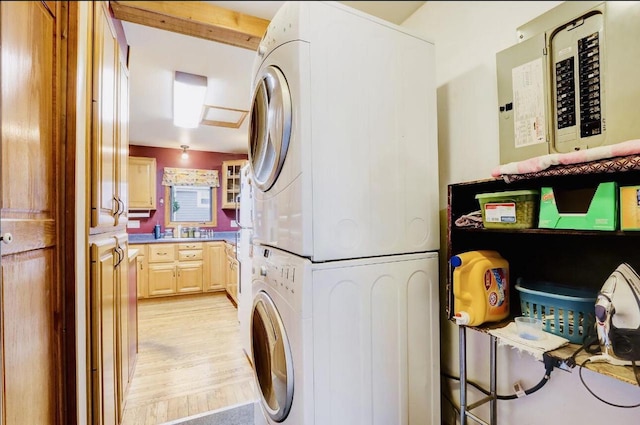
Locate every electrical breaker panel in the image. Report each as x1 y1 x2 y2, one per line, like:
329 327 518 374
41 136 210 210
497 1 640 165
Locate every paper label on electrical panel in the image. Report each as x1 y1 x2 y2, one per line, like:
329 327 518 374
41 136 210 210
512 58 546 148
485 202 516 223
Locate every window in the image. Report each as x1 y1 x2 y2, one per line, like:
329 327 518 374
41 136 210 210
164 185 217 227
162 167 219 227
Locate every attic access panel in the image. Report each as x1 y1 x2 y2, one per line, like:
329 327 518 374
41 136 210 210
201 105 248 129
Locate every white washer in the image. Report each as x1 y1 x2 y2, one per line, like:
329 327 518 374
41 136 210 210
250 245 441 425
248 1 439 262
250 245 313 425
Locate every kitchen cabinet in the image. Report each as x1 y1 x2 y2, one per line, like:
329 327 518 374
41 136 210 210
177 242 203 294
203 242 227 292
225 242 239 304
144 243 207 296
221 160 247 209
126 249 138 384
134 241 233 298
115 235 130 422
148 263 177 297
448 165 640 388
128 156 157 210
130 244 148 299
90 233 129 425
147 244 177 297
91 1 129 232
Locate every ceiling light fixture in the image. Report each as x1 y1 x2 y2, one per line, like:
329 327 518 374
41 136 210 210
180 144 189 159
173 71 208 128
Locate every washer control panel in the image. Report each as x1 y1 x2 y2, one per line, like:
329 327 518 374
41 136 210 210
252 245 308 314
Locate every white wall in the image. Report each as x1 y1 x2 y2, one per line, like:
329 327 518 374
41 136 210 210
403 2 640 424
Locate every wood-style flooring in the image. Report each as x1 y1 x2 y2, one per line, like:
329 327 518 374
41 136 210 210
121 293 258 425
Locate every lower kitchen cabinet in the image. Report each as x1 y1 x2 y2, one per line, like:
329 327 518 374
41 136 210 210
136 241 228 298
130 244 148 298
204 241 226 291
177 261 204 293
225 242 239 304
148 263 177 296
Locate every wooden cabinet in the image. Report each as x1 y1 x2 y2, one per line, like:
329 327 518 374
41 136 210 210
91 1 128 231
0 2 66 424
221 160 247 209
204 242 227 291
130 244 148 299
90 233 129 425
225 242 239 304
148 263 177 297
177 261 204 293
114 235 130 422
177 242 203 294
135 241 232 298
126 249 138 384
148 244 177 297
448 168 640 386
128 156 157 209
144 243 206 296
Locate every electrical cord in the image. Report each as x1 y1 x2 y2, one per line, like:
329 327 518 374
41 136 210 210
578 357 640 408
564 324 640 408
441 354 556 400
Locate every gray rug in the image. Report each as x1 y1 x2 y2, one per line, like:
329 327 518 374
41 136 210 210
161 402 256 425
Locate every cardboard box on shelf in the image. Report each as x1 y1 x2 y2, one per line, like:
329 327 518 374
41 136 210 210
538 182 618 231
620 185 640 231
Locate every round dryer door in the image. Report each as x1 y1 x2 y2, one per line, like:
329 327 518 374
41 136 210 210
251 290 294 422
248 65 292 192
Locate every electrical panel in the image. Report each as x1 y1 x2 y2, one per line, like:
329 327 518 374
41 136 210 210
497 1 640 165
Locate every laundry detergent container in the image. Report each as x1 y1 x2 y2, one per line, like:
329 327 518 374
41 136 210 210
451 250 510 327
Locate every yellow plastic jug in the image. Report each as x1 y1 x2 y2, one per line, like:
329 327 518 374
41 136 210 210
451 250 510 326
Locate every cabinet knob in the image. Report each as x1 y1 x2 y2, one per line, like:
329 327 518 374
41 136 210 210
1 233 13 244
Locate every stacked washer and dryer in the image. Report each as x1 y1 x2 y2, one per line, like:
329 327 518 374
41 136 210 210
247 2 440 424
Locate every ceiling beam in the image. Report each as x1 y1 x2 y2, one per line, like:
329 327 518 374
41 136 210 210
110 1 270 50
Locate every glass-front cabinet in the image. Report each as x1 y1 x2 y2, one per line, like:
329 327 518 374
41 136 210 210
222 160 247 209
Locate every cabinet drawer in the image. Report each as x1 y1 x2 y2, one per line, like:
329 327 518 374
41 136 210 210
178 242 203 250
148 244 176 262
178 249 203 261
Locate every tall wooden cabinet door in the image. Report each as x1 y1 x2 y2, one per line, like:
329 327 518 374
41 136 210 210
91 2 119 230
116 61 129 227
0 2 64 424
90 238 118 425
114 234 129 422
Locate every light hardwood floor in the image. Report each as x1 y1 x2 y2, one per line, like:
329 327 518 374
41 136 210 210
121 293 258 425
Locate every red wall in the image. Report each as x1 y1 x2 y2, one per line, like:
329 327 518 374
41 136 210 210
128 145 247 234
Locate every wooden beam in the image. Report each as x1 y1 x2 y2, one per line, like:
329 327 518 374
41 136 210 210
109 1 270 50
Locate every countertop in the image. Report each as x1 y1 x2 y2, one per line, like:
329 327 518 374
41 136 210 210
128 231 237 245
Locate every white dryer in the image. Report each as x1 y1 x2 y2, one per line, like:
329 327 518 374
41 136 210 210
248 1 439 262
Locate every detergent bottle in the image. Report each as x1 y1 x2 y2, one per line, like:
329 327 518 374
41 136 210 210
451 250 510 326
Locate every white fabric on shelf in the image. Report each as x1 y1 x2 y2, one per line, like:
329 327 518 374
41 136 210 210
488 322 570 361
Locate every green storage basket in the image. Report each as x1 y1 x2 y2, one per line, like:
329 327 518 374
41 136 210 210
515 278 597 344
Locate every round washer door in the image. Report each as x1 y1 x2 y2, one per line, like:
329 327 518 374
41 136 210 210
248 65 292 192
251 290 294 422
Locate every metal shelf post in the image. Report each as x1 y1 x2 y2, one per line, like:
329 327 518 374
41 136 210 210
458 326 498 425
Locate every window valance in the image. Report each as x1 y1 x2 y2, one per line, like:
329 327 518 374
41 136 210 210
161 167 220 187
